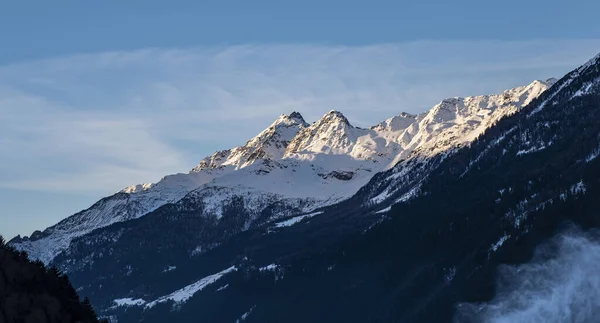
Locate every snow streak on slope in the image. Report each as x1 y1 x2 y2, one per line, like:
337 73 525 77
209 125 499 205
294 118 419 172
146 266 237 309
236 306 256 323
110 266 237 310
11 80 554 264
456 228 600 323
112 298 146 308
274 211 324 228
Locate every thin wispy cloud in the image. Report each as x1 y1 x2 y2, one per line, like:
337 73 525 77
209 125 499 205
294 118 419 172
1 40 600 197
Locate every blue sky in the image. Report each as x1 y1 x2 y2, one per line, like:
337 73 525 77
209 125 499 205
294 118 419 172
2 0 600 64
1 1 600 239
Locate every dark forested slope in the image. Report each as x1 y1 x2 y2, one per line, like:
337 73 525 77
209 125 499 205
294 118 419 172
0 236 105 323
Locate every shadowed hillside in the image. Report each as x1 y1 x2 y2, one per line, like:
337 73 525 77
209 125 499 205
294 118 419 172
0 235 106 323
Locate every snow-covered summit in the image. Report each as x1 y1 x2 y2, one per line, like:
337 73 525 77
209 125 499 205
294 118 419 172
371 112 417 132
11 80 554 264
394 79 555 160
191 112 308 172
288 111 308 125
122 183 154 193
285 110 360 157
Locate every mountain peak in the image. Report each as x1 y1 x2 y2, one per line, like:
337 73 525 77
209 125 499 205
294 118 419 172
191 113 308 172
287 111 306 124
371 112 417 132
527 78 556 89
272 112 309 128
320 110 351 126
284 110 358 156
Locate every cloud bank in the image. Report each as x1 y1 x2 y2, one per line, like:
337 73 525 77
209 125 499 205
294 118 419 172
456 228 600 323
2 40 600 196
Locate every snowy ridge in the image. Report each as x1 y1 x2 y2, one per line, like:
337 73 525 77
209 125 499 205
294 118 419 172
11 171 218 264
401 79 553 161
11 80 553 264
364 79 554 206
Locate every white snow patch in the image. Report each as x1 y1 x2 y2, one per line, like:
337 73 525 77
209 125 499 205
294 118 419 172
101 315 118 323
572 82 594 98
146 266 236 309
363 218 386 233
162 266 176 273
370 188 393 205
259 264 279 272
216 284 229 292
586 146 600 163
516 144 546 156
396 185 420 203
258 264 284 280
570 180 587 195
274 211 324 228
113 298 146 307
191 246 204 256
490 234 511 253
375 206 391 214
506 199 531 229
492 128 517 147
236 306 256 323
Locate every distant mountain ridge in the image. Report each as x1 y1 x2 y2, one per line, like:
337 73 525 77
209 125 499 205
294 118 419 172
11 79 554 266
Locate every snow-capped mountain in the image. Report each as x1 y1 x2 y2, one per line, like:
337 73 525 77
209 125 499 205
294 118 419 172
351 78 555 207
10 79 554 264
191 112 309 172
84 52 600 323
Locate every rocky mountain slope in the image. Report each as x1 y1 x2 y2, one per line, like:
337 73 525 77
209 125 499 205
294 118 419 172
10 79 553 266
